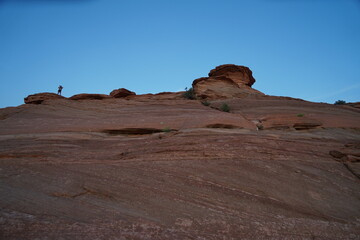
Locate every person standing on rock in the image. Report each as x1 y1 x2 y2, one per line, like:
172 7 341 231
57 85 63 95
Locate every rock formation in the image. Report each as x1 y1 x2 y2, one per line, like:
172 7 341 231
3 65 360 239
24 92 65 104
208 64 256 87
110 88 136 98
192 64 264 99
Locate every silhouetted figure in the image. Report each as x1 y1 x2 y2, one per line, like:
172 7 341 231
58 85 63 95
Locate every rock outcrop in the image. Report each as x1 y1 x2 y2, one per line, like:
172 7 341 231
208 64 256 87
69 93 111 100
192 64 264 99
24 92 65 104
110 88 136 98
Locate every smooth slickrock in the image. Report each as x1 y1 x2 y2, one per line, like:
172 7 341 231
0 98 255 134
110 88 136 98
24 92 65 104
214 96 360 129
1 95 360 239
3 65 360 239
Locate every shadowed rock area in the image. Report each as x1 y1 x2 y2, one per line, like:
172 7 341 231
2 65 360 239
69 93 112 100
24 92 65 104
110 88 136 98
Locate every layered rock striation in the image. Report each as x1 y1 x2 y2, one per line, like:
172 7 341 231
208 64 256 87
5 64 359 239
192 64 264 99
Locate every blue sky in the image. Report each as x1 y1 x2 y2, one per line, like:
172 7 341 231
0 0 359 108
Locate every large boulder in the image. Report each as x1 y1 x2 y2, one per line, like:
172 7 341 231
24 92 65 104
69 94 111 100
192 64 264 99
110 88 136 98
208 64 256 87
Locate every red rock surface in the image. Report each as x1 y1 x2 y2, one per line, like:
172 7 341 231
24 92 65 104
0 98 255 134
193 76 264 100
208 64 256 87
110 88 136 98
347 102 360 109
192 64 264 99
1 94 360 239
128 91 185 101
2 65 360 239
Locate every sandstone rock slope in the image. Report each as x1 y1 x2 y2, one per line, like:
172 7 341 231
1 65 360 239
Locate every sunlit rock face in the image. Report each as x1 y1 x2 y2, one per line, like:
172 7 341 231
192 64 264 99
208 64 256 87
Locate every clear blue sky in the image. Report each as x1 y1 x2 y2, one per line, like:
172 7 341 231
0 0 359 108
